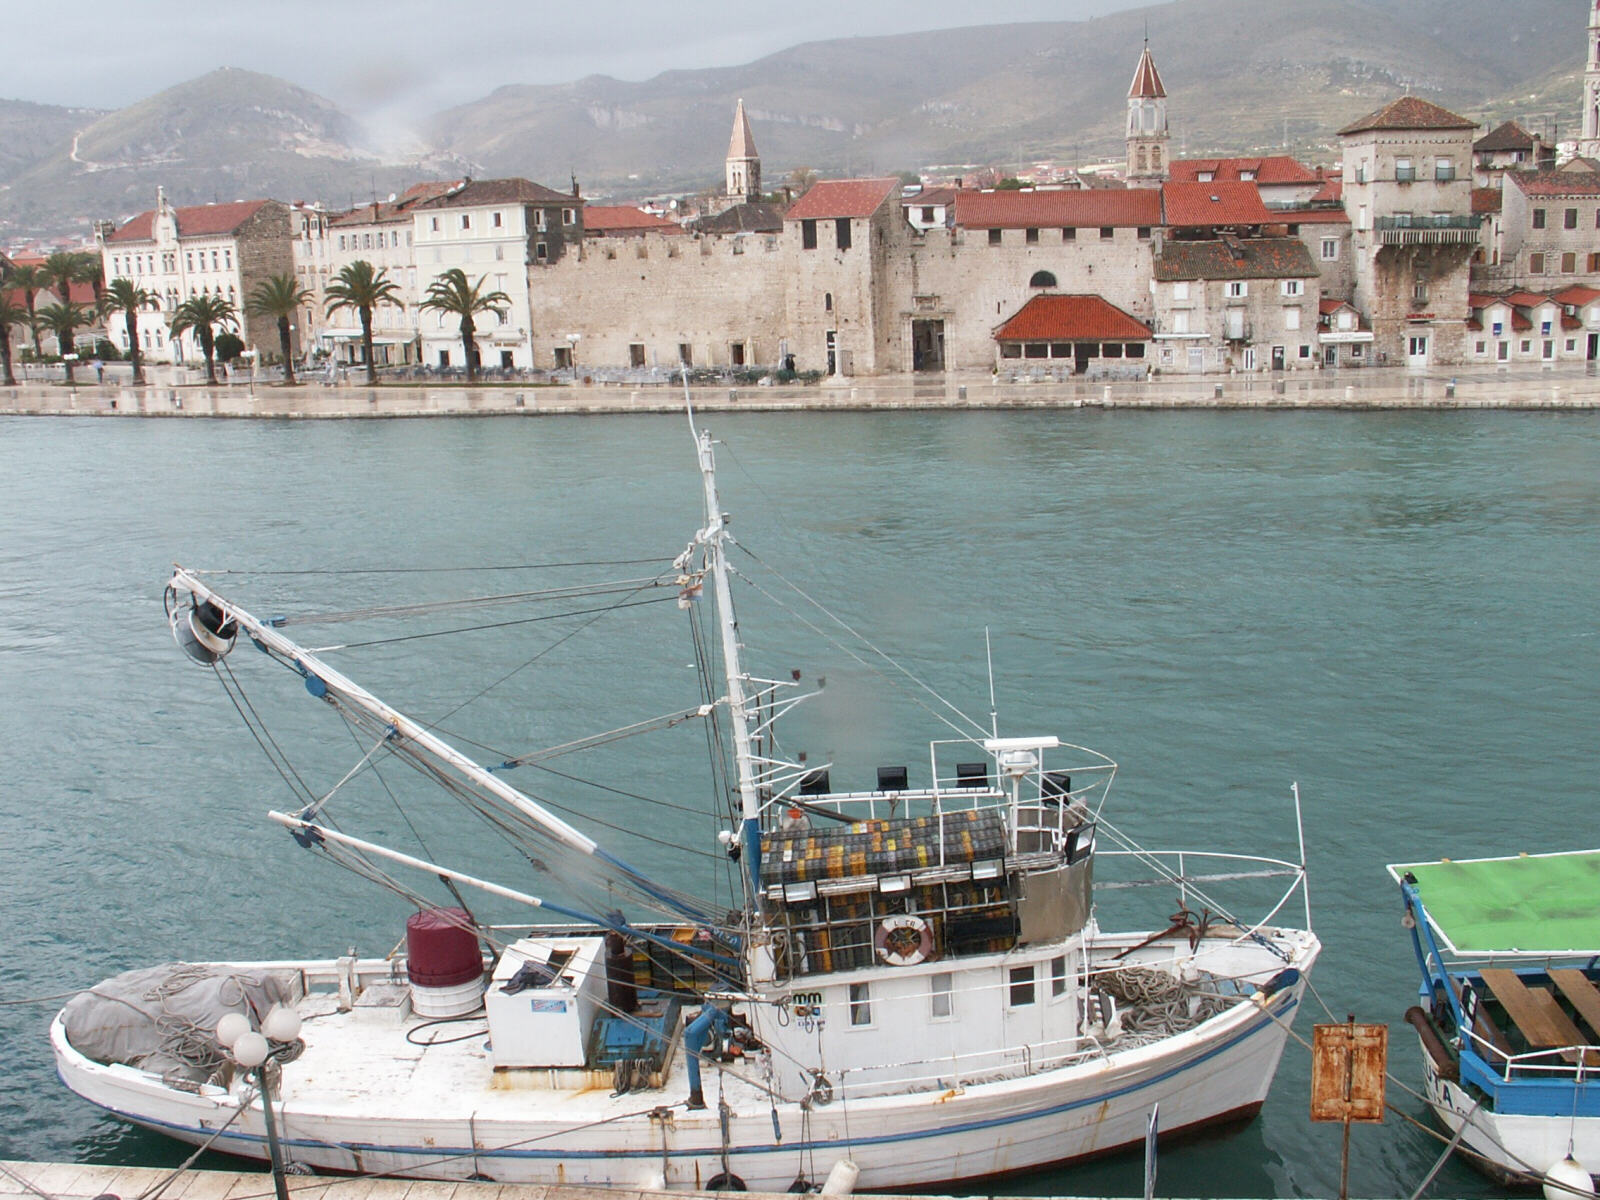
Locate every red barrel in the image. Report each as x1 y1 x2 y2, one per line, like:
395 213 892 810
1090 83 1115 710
405 908 483 987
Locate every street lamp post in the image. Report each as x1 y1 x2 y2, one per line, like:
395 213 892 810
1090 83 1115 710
565 332 580 381
217 1005 303 1200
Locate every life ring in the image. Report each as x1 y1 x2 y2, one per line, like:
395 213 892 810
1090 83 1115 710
875 915 934 966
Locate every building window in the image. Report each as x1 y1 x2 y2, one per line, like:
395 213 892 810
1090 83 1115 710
224 249 232 268
1029 270 1057 288
1172 281 1190 301
849 982 872 1026
495 244 504 261
824 291 833 312
1434 160 1455 182
930 972 953 1019
1282 279 1303 297
1590 252 1600 272
1197 171 1214 182
535 210 546 231
1062 227 1076 241
1137 226 1151 240
1530 252 1546 273
1395 157 1415 183
1099 226 1114 240
988 228 1003 246
629 343 645 367
1025 227 1039 244
492 211 503 228
1565 208 1579 230
1285 308 1301 330
563 208 576 225
1563 252 1578 273
921 206 935 224
1008 965 1036 1007
678 343 693 366
803 219 818 250
836 218 852 250
535 242 548 262
430 217 440 232
1226 281 1248 298
1475 340 1487 355
1050 956 1068 998
460 214 471 230
1172 311 1190 334
1320 238 1339 261
1413 280 1429 304
363 233 373 249
1533 208 1547 229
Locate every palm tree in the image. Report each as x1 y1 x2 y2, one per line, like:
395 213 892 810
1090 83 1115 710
7 263 46 358
41 250 97 311
100 278 158 385
419 268 510 383
34 301 94 382
0 293 29 386
169 294 238 384
324 260 401 385
247 273 312 385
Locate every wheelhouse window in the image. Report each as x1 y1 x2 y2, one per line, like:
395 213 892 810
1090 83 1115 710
1009 965 1036 1007
1050 956 1068 998
849 982 872 1026
930 972 953 1019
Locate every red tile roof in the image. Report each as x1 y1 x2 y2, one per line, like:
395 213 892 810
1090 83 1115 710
1161 181 1273 227
1338 97 1477 136
1511 170 1600 197
904 187 960 207
1467 292 1499 309
952 188 1161 229
1553 284 1600 306
1319 298 1357 315
105 199 271 243
1309 178 1343 203
994 294 1152 342
1154 236 1318 281
1474 120 1542 154
1128 46 1165 99
1471 187 1503 215
581 205 685 235
1265 206 1349 225
1504 290 1551 307
785 178 900 221
1563 313 1582 330
1168 156 1319 185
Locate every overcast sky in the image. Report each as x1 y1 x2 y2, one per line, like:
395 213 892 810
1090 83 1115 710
11 0 1147 117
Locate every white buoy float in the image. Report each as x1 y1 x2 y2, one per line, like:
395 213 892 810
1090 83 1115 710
820 1158 859 1196
1542 1155 1595 1200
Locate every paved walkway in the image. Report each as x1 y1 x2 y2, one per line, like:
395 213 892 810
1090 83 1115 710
2 365 1599 418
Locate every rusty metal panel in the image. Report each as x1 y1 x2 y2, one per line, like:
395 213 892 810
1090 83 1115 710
1310 1022 1388 1123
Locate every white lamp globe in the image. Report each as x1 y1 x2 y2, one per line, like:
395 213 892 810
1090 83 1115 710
262 1005 302 1042
216 1012 251 1049
232 1031 270 1069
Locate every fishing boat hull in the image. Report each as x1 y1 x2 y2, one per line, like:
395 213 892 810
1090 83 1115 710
1416 1041 1600 1187
53 935 1316 1192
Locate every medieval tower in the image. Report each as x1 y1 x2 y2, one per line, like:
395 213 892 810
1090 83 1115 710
726 99 762 201
1583 0 1600 159
1126 41 1170 186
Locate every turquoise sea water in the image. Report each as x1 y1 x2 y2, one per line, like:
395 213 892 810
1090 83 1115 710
1 410 1596 1198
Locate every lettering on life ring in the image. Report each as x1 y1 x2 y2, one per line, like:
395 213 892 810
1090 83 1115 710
875 915 934 966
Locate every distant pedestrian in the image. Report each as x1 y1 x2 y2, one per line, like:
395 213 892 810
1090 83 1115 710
92 358 104 384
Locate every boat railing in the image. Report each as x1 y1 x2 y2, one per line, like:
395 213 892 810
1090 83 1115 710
1094 848 1309 939
825 1028 1107 1098
1462 1027 1600 1083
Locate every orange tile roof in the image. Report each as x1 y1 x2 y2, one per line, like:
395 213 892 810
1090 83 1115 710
952 188 1161 229
582 205 684 234
1471 187 1503 215
1504 290 1552 307
994 294 1152 342
785 178 900 221
1511 170 1600 197
1319 298 1357 315
1553 284 1600 306
105 199 271 243
1265 206 1349 224
1168 156 1319 185
412 178 577 208
1161 181 1273 226
1338 96 1477 136
1155 236 1318 281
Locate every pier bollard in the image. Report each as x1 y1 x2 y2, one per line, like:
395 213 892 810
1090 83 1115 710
1273 378 1286 395
958 385 967 400
729 389 738 402
1345 385 1354 402
515 394 525 407
1213 383 1224 399
1445 378 1456 399
1103 385 1112 404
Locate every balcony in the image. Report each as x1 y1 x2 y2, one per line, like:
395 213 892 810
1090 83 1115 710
1375 214 1480 246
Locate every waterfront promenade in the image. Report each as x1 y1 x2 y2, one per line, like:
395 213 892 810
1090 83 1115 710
1 364 1598 418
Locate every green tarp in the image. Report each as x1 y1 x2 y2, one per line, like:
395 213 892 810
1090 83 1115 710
1388 850 1600 955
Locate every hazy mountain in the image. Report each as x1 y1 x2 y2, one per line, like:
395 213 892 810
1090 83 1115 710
0 69 468 237
0 0 1585 240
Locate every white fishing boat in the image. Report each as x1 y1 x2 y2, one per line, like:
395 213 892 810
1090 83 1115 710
1390 852 1600 1190
54 417 1319 1192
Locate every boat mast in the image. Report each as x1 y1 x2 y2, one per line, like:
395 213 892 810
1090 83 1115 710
693 427 764 906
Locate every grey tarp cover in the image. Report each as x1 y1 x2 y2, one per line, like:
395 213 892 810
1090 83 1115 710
61 962 301 1082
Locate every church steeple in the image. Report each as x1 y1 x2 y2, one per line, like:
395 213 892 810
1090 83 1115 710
1582 0 1600 158
1126 40 1170 187
725 99 761 201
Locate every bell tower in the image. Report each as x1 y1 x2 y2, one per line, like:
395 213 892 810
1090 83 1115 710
725 99 761 201
1126 40 1170 187
1583 0 1600 159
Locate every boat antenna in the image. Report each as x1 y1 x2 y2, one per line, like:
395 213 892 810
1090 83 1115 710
985 626 998 738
